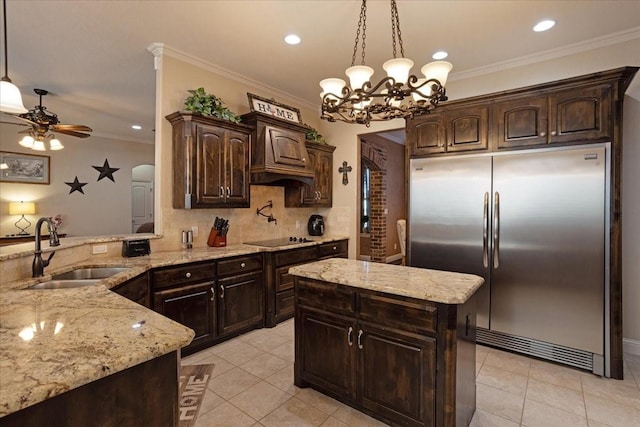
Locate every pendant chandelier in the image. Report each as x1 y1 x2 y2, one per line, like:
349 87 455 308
0 0 27 114
320 0 452 126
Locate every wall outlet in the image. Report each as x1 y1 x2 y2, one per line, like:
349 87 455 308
92 245 108 254
191 225 199 237
296 220 301 229
384 208 388 215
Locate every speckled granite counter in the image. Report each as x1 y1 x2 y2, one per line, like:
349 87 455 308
289 257 484 304
0 237 348 417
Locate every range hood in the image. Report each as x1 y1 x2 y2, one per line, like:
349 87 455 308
241 112 314 186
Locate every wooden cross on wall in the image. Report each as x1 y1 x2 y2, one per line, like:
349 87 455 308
339 161 352 185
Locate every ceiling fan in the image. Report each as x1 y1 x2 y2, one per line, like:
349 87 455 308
1 88 92 150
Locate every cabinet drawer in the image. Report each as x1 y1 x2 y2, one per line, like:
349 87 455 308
276 289 295 319
359 292 437 335
317 240 348 259
151 261 216 290
274 247 317 267
275 264 295 292
296 278 356 314
218 254 263 277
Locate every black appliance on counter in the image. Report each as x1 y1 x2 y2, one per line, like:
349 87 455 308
308 214 324 236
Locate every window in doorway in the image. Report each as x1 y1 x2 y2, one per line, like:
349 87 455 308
361 165 370 233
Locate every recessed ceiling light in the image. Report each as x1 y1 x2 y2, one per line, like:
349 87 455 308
284 34 301 45
131 125 142 130
432 51 448 60
533 20 556 32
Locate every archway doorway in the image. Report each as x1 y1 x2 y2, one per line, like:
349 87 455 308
131 164 155 233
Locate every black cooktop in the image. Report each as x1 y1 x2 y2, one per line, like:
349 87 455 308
244 237 314 247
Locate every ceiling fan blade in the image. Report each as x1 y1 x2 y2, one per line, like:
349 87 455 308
17 128 34 134
0 120 29 127
53 128 92 138
52 124 93 132
7 114 38 126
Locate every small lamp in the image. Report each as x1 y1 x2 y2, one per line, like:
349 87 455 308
8 201 36 235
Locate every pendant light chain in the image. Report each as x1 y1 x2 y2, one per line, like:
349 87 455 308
351 0 368 66
390 0 404 59
2 0 9 80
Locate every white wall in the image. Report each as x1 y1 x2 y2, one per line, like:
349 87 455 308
0 125 154 237
316 38 640 342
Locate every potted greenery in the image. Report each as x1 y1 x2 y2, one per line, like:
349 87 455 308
183 87 241 123
304 124 329 145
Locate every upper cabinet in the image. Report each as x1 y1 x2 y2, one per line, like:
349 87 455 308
407 104 489 156
494 84 612 150
285 142 336 207
166 112 253 209
407 67 637 158
240 112 315 186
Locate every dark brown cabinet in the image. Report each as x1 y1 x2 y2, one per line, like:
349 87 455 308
294 277 447 427
407 104 489 156
264 240 349 327
166 112 252 209
285 142 336 207
493 83 612 149
111 272 150 307
150 254 263 355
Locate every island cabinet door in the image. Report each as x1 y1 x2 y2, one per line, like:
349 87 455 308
297 309 357 400
357 323 436 427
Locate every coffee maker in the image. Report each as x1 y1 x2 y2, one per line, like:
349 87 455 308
308 214 325 236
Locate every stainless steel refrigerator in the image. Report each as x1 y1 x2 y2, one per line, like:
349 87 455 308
408 143 610 376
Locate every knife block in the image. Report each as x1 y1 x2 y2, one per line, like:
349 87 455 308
207 228 227 247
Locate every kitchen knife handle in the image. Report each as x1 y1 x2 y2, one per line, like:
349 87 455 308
483 192 489 268
493 192 500 269
347 327 353 346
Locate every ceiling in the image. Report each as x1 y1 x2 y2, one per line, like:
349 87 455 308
2 0 639 145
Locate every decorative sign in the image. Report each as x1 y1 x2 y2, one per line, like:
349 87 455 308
247 93 302 123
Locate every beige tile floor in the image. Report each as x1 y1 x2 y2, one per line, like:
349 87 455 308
181 319 640 426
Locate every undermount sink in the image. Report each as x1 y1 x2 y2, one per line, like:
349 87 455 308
29 279 102 290
28 267 131 290
51 267 130 280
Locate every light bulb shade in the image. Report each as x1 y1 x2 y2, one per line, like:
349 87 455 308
383 58 414 85
421 61 453 87
49 138 64 150
32 140 46 151
320 78 346 101
9 201 36 215
0 80 28 114
345 65 374 90
19 135 35 148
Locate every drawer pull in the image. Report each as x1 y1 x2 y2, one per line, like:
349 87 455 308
185 272 192 278
357 329 364 349
240 262 246 268
210 287 215 301
347 326 353 346
332 246 337 251
220 284 224 299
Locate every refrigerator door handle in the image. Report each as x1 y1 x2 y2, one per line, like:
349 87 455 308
493 191 500 268
483 192 489 268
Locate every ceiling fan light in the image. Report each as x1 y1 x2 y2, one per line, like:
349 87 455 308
49 138 64 150
32 140 46 151
383 58 414 85
19 135 34 148
345 65 374 90
0 80 28 114
421 61 453 87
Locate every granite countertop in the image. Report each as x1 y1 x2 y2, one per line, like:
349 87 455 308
0 236 348 416
289 258 484 304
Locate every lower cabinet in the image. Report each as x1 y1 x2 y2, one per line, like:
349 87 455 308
111 272 150 307
151 254 263 355
295 277 474 427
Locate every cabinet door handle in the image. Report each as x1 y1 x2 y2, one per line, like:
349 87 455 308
219 186 224 197
482 192 489 268
240 262 246 268
220 284 224 298
493 192 500 269
540 131 546 137
185 272 192 278
357 329 363 349
333 246 337 251
210 287 215 301
551 130 557 136
347 326 353 346
226 187 230 197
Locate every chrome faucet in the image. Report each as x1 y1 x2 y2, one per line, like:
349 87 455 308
32 217 61 277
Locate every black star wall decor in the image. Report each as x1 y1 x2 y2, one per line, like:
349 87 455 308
92 159 120 182
65 177 88 194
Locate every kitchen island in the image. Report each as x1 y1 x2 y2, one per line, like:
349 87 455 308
289 258 484 427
